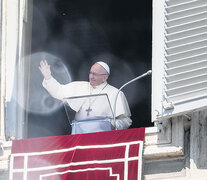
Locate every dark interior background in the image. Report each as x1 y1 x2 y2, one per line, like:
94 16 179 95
28 0 152 138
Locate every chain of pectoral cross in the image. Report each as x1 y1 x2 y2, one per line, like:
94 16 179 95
85 83 108 116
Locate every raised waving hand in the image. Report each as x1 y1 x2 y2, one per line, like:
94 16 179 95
39 60 52 80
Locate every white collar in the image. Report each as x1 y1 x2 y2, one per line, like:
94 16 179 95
91 81 108 90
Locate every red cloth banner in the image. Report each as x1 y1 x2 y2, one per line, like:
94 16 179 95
10 128 145 180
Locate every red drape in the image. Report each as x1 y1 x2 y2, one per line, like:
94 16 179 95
11 128 145 180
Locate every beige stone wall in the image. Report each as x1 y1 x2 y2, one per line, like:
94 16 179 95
143 110 207 180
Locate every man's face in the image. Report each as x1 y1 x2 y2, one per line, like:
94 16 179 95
89 63 109 87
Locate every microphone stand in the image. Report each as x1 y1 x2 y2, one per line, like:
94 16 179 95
113 70 152 129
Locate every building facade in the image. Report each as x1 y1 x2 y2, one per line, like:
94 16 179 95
0 0 207 179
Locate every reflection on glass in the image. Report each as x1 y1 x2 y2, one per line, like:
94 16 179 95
63 94 114 134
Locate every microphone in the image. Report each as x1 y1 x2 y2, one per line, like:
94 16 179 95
112 70 152 129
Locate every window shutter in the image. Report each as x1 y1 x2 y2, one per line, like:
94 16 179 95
152 0 207 121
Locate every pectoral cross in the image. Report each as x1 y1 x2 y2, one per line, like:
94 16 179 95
86 107 92 116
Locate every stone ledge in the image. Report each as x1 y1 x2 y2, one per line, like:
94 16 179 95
0 159 9 171
145 127 160 134
144 125 184 159
144 145 184 159
0 141 12 171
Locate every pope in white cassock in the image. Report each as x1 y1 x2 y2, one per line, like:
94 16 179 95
39 60 132 134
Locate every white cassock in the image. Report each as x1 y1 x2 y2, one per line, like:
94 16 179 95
42 77 132 132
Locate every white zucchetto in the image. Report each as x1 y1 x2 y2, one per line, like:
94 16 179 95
96 61 110 75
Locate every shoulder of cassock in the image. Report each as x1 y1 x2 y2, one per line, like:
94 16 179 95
61 81 91 97
104 84 131 117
